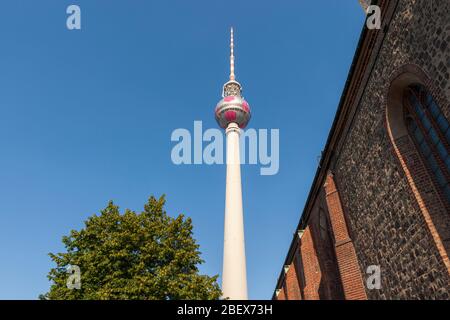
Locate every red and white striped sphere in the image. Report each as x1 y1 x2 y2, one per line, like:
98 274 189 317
215 95 251 129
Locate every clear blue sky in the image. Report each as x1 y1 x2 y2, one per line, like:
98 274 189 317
0 1 364 299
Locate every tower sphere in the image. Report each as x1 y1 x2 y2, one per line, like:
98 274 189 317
215 81 251 129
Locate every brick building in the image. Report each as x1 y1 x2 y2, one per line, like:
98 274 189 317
274 0 450 300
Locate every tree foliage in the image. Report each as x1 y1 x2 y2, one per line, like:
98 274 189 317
40 195 221 300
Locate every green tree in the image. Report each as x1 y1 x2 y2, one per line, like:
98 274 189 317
40 195 221 300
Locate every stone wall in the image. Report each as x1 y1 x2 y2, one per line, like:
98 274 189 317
334 0 450 299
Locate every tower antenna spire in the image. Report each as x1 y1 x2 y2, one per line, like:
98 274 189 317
230 27 235 81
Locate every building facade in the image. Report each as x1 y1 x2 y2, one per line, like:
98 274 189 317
274 0 450 300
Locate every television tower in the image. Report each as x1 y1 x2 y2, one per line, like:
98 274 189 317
214 27 251 300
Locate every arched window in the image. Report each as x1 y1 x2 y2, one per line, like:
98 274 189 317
318 209 329 240
316 208 344 300
403 84 450 203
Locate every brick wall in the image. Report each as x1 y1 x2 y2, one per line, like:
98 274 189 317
277 199 347 300
295 227 321 300
324 173 367 300
284 263 302 300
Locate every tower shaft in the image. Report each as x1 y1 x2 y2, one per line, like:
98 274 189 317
222 122 248 300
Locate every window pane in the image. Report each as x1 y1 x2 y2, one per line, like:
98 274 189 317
444 184 450 203
420 141 432 158
446 156 450 173
421 115 432 132
427 153 439 173
428 101 440 119
415 103 425 119
414 127 424 144
446 129 450 145
408 120 417 132
424 92 433 107
429 128 440 145
435 168 447 188
436 114 450 132
436 141 448 160
409 94 425 117
407 91 416 105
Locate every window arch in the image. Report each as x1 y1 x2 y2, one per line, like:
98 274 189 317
386 65 450 272
403 84 450 203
